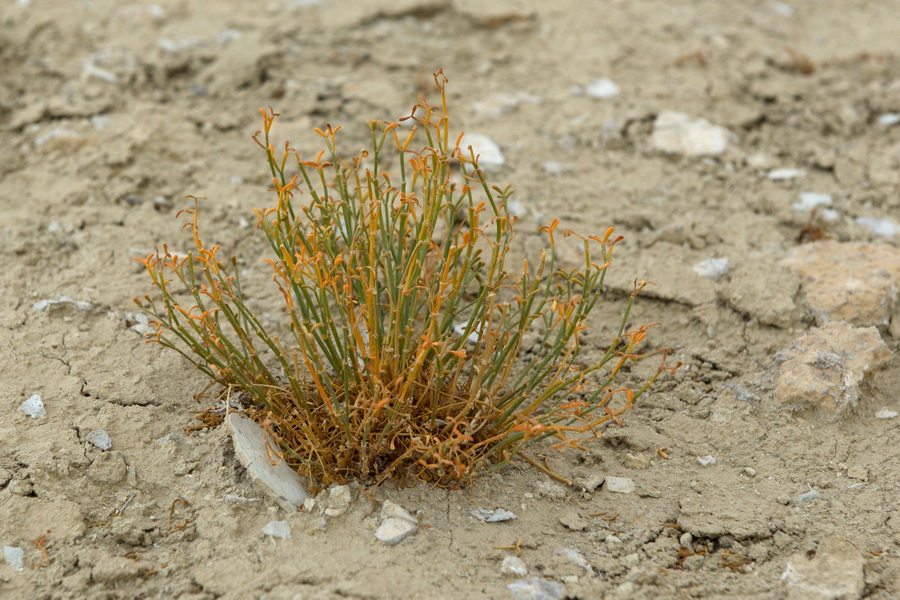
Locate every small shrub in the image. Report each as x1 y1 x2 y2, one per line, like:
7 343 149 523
135 71 677 487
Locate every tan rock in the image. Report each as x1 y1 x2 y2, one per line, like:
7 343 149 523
781 241 900 329
782 536 865 600
772 321 892 418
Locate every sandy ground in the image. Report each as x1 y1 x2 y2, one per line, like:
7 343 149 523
2 1 899 598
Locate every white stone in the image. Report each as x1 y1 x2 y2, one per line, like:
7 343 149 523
3 546 24 572
651 111 730 157
876 113 900 128
85 429 112 450
32 297 93 312
375 517 417 545
501 555 528 576
768 168 805 181
470 507 517 522
557 548 592 573
585 78 621 99
459 133 505 168
855 216 899 238
507 577 565 600
697 455 717 467
20 394 46 419
542 161 571 176
604 476 635 494
875 408 898 419
226 413 308 511
261 520 292 540
693 257 729 279
380 500 416 523
782 536 864 600
794 192 832 212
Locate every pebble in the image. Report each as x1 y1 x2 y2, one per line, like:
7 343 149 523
696 455 716 467
692 257 729 279
507 577 565 600
557 548 593 573
623 453 650 469
558 509 588 531
542 161 571 176
584 77 621 99
782 536 865 600
792 488 822 507
226 413 308 511
679 532 694 548
604 476 635 494
875 408 898 419
876 113 900 128
85 429 112 451
20 394 46 418
768 168 805 181
32 297 94 312
459 133 505 168
375 517 417 546
470 508 517 523
321 484 352 517
793 192 832 212
3 546 24 572
772 322 892 418
742 467 758 477
535 480 567 499
501 556 528 576
261 520 292 540
651 111 730 157
855 216 899 238
746 152 775 169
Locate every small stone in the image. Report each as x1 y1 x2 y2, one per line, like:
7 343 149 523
768 168 805 181
535 480 567 499
693 257 729 279
380 501 416 523
572 470 604 493
542 161 571 176
846 466 868 481
781 241 900 328
876 113 900 128
507 577 565 600
855 216 899 238
651 111 731 157
470 90 540 118
261 520 291 540
19 394 46 418
375 517 417 546
91 556 143 584
460 133 504 168
3 546 24 572
875 408 898 419
320 484 352 517
605 535 622 545
679 532 694 548
604 476 635 494
697 455 717 467
558 509 588 532
226 413 308 511
501 555 528 576
470 508 517 523
793 192 832 212
557 548 592 573
772 322 892 418
782 536 865 600
792 488 822 507
623 453 650 469
584 77 621 99
623 553 640 567
85 429 112 451
742 467 758 477
746 152 775 169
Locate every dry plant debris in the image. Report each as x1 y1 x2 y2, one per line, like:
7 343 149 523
135 71 676 487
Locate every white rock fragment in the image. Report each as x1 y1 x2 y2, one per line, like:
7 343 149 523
376 501 418 546
557 548 593 573
855 216 899 238
470 508 517 523
768 168 805 181
459 133 505 168
83 59 118 83
793 192 832 212
541 161 571 176
85 429 112 451
507 199 528 219
321 484 352 517
501 555 528 576
782 536 865 600
20 394 46 419
226 413 308 511
876 113 900 128
3 546 25 572
792 488 821 507
604 476 635 494
875 408 898 419
32 297 93 312
697 455 717 467
261 520 292 540
471 90 540 118
651 111 730 157
507 577 565 600
453 322 480 345
585 77 621 99
693 257 729 279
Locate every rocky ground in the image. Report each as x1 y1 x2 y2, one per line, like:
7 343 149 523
1 1 899 598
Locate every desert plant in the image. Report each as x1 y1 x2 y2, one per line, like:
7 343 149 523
135 70 676 487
